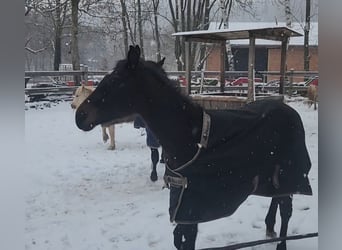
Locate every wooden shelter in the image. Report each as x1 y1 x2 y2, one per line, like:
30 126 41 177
172 26 302 102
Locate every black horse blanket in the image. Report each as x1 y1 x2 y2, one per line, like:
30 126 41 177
164 99 312 224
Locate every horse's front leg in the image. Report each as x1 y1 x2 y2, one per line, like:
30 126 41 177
173 224 198 250
107 125 115 150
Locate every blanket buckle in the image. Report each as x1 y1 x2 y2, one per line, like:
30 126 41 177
163 175 188 189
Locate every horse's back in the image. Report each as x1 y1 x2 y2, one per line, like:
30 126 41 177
198 99 312 196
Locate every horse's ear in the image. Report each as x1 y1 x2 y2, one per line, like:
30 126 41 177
127 45 141 69
157 57 166 67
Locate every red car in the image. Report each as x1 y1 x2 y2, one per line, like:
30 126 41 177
306 76 318 86
228 77 263 86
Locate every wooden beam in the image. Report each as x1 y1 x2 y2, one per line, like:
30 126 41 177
220 41 226 93
279 37 289 94
185 41 191 95
247 35 256 103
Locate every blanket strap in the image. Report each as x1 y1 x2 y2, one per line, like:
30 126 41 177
163 111 211 189
163 111 212 222
173 111 210 172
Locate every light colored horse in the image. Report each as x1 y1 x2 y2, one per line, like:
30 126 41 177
71 85 116 150
307 85 318 110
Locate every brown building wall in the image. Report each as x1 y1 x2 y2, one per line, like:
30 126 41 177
206 45 318 82
206 45 222 71
268 46 318 81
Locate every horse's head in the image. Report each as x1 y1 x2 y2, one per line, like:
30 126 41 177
71 85 94 109
75 45 166 131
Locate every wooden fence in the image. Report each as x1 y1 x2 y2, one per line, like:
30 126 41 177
25 69 317 98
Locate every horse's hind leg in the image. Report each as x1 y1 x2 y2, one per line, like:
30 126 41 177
107 125 115 150
276 195 293 250
160 148 165 163
150 148 159 181
265 197 279 238
102 126 109 143
173 224 198 250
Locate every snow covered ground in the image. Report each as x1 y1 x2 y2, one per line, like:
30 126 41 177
25 98 318 250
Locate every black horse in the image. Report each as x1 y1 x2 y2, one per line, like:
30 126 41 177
75 45 312 250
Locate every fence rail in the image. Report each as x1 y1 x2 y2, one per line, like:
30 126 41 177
25 70 318 78
24 85 309 97
25 69 317 97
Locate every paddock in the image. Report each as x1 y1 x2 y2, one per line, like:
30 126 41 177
25 98 317 250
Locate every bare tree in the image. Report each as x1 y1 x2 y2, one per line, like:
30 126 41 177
50 0 69 70
168 0 217 70
71 0 81 84
152 0 161 61
274 0 315 74
25 0 63 70
304 0 310 72
137 0 145 59
119 0 130 56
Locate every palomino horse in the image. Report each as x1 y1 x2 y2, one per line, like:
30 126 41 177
307 84 318 110
71 85 116 150
75 45 312 250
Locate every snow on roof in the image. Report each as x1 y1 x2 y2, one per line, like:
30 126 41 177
208 22 318 46
173 26 302 43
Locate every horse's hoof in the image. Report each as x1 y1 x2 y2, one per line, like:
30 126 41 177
150 171 158 182
103 135 109 143
266 229 277 238
276 241 287 250
107 145 115 150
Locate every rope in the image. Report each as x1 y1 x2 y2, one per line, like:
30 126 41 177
198 232 318 250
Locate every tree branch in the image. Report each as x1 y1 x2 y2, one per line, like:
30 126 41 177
25 46 47 54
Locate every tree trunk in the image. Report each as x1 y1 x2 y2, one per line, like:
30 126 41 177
137 0 145 59
53 0 62 71
71 0 81 85
53 0 67 71
304 0 311 72
120 0 129 56
168 0 182 70
54 27 62 71
152 0 161 62
197 0 210 70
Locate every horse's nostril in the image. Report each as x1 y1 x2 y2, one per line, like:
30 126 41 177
77 110 88 122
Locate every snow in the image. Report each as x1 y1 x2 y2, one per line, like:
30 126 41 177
25 99 318 250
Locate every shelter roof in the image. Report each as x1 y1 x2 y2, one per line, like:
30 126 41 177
172 25 302 44
173 22 318 46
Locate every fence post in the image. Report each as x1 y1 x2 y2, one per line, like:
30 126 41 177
289 68 294 97
83 64 88 85
247 35 256 103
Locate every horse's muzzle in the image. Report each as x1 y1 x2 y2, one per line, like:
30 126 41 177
75 110 93 131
